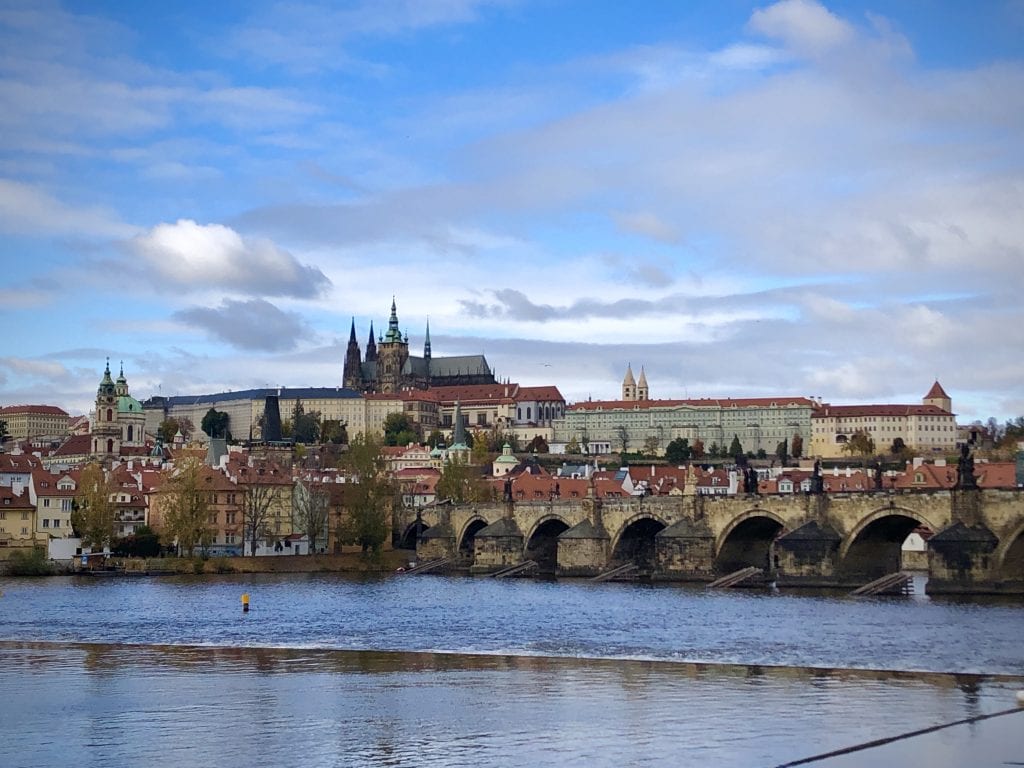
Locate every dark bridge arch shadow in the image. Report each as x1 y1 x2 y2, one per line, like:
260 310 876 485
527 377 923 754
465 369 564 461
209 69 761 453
398 522 430 551
999 524 1024 581
525 518 570 575
714 515 784 575
612 516 666 573
458 518 490 564
840 512 926 580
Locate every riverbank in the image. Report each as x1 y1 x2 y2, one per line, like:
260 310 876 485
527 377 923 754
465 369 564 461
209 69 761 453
66 550 412 577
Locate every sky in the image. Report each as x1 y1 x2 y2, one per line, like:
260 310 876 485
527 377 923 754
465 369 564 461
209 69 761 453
1 0 1022 423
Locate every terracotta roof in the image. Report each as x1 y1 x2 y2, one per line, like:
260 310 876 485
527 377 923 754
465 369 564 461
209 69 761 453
924 381 950 400
0 404 69 416
0 453 43 472
0 485 34 509
52 434 92 457
569 396 816 412
814 404 952 418
976 462 1018 489
516 385 565 402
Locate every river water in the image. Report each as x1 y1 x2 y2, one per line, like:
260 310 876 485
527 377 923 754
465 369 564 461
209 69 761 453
1 573 1022 767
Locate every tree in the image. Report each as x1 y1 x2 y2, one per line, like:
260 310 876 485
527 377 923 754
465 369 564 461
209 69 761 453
112 525 161 558
890 437 907 455
708 442 721 459
242 480 284 557
728 435 744 460
177 416 195 440
321 419 348 445
844 431 876 461
776 438 788 463
426 429 444 449
0 419 9 442
691 439 705 460
665 438 691 464
436 453 489 503
527 435 549 454
293 410 321 444
201 408 231 440
157 417 179 443
791 434 803 459
72 462 116 550
337 434 392 556
565 436 581 455
642 436 660 456
293 481 329 554
471 431 492 465
616 425 630 454
161 456 212 557
383 412 419 446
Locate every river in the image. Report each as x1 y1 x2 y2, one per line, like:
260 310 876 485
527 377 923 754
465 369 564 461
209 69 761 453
1 573 1022 766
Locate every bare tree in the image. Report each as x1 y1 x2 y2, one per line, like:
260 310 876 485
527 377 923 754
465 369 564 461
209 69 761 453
243 482 283 556
293 480 329 554
616 425 630 454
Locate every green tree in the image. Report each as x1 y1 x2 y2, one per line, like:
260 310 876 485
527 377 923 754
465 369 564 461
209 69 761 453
157 417 179 444
776 438 789 463
201 408 230 440
161 457 212 557
383 412 419 446
728 435 744 460
791 434 803 459
436 453 489 503
565 436 581 455
471 431 492 465
844 431 876 463
337 434 392 556
665 437 691 464
293 480 329 554
890 437 908 456
321 419 348 445
7 547 54 576
72 463 116 550
708 442 721 459
293 410 321 444
0 419 9 442
112 525 161 558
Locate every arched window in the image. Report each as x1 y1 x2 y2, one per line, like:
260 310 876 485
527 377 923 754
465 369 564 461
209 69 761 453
106 439 114 453
127 425 133 442
106 408 113 421
527 407 532 420
517 407 521 420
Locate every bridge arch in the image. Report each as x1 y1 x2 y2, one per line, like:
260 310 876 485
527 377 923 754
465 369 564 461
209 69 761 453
714 509 787 574
610 512 668 571
839 506 938 579
524 514 571 574
398 521 429 550
457 516 490 560
996 520 1024 577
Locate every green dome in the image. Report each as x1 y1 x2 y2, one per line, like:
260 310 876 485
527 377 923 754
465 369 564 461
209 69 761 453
117 395 143 414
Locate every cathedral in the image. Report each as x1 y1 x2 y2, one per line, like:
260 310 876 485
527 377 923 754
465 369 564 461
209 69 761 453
343 299 495 393
91 359 147 458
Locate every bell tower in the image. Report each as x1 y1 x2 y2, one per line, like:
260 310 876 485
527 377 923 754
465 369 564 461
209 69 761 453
377 298 409 394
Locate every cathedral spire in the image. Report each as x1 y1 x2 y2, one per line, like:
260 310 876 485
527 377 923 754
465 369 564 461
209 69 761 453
348 317 357 343
384 296 402 342
424 318 432 360
366 321 377 362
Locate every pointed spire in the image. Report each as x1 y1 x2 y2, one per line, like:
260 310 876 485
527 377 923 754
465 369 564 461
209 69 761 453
424 318 432 359
623 364 636 387
384 296 403 342
366 321 377 362
348 317 357 342
637 366 647 387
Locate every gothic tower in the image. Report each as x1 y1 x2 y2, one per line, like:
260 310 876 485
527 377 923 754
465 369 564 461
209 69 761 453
636 366 649 401
423 318 432 378
622 364 636 401
377 298 410 394
366 321 377 363
92 358 120 458
343 318 363 390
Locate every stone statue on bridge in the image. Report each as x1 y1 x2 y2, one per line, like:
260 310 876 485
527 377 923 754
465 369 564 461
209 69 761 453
743 467 759 494
503 477 514 503
808 460 824 495
956 443 978 490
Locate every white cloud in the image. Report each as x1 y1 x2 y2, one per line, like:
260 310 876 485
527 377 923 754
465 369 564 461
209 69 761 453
748 0 855 56
0 178 135 238
128 219 330 298
172 298 313 352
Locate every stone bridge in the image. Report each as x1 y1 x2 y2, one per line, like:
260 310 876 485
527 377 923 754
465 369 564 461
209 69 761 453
395 488 1024 593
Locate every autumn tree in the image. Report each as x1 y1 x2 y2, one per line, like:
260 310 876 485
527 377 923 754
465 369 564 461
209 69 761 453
844 431 876 468
565 436 581 455
791 434 803 459
527 435 549 454
161 456 212 556
72 462 116 550
157 417 179 443
436 453 489 503
293 480 329 554
642 436 660 456
691 439 705 460
337 434 392 556
471 431 492 465
616 425 630 454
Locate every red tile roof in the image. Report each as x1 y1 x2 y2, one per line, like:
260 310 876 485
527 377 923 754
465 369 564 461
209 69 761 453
924 381 950 400
814 404 952 417
569 396 816 412
0 404 69 416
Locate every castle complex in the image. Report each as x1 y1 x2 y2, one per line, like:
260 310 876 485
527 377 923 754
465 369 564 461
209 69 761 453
343 299 495 393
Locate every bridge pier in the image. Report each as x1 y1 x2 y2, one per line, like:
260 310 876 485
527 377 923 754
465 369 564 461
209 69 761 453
654 518 715 581
773 521 841 587
556 520 609 577
471 518 525 574
926 521 999 593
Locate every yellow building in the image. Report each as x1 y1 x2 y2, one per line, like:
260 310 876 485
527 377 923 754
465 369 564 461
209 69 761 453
0 404 70 439
810 381 957 458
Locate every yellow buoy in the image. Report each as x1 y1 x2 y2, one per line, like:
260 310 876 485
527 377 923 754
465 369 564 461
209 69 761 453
241 593 250 612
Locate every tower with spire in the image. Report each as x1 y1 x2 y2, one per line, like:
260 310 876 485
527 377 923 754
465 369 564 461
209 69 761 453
343 318 364 390
636 367 649 401
92 358 121 458
377 297 410 394
622 364 637 401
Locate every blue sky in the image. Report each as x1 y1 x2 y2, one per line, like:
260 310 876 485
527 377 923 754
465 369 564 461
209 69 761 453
1 0 1022 423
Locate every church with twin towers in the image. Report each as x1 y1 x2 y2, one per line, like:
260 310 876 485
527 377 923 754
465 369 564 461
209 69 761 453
342 299 496 394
